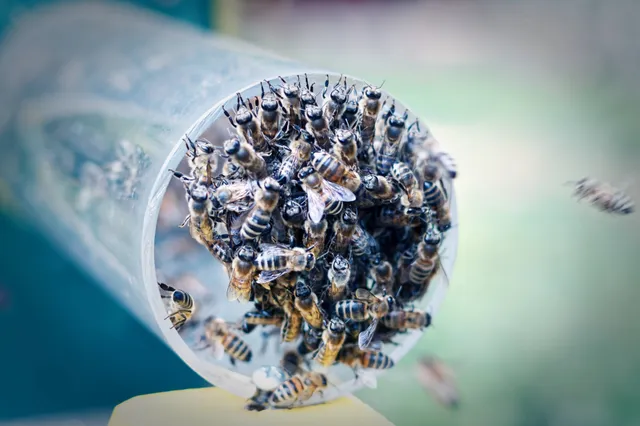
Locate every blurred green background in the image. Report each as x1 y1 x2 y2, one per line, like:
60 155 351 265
2 1 640 425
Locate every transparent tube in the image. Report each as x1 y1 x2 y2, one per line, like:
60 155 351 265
0 1 458 403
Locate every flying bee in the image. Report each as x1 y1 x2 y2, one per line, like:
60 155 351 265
281 198 306 229
362 174 398 204
416 356 460 409
294 280 324 329
335 288 392 349
392 162 423 208
223 136 268 179
298 166 356 223
327 254 350 301
333 128 359 168
358 84 383 146
322 74 353 125
275 128 314 185
567 177 635 215
227 245 257 303
298 73 318 126
258 81 286 141
254 244 316 284
274 76 301 131
200 316 252 366
311 150 362 193
305 105 332 150
371 258 394 295
314 318 346 367
157 282 195 331
303 217 327 259
237 178 281 242
242 310 285 334
298 322 323 356
423 181 446 210
331 207 358 255
382 309 432 331
210 181 253 213
183 135 217 176
222 93 268 153
268 370 328 408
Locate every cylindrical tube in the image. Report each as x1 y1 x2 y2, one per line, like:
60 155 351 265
0 1 458 402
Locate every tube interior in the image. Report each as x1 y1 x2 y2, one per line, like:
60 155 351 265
142 72 459 404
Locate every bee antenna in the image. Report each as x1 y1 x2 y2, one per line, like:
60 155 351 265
260 81 265 99
379 80 386 89
278 75 287 84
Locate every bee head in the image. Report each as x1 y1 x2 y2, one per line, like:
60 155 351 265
305 105 323 120
424 312 433 327
304 252 316 270
332 255 349 273
238 245 256 262
344 100 358 114
190 186 209 203
423 225 442 246
341 208 358 225
224 137 241 155
328 318 345 334
283 83 300 99
294 281 311 298
330 87 347 104
300 90 316 105
335 129 353 145
385 295 396 310
364 86 382 100
362 174 379 191
282 199 304 221
235 107 253 125
298 166 315 180
214 187 231 205
195 140 215 155
261 94 279 112
370 253 382 266
172 290 186 304
262 177 281 193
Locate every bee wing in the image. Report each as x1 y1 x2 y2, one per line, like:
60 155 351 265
354 288 377 303
358 318 379 350
321 180 356 202
230 204 255 231
257 269 291 284
258 243 296 257
226 284 243 302
211 341 225 361
304 187 325 223
157 282 175 293
357 369 378 389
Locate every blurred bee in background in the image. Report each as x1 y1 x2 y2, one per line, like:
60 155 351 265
416 356 459 409
157 282 195 331
298 323 323 356
274 287 303 343
314 317 346 367
567 177 635 215
381 308 432 331
254 244 316 285
198 316 252 366
103 139 151 201
298 166 356 223
227 245 257 303
370 257 394 295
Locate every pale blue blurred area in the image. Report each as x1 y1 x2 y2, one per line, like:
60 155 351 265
2 1 640 425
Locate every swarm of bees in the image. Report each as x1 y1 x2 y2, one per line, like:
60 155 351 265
567 177 635 215
157 74 457 410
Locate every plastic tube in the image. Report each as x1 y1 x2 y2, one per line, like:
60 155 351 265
0 1 458 403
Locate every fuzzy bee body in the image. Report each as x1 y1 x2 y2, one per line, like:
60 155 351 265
314 318 346 367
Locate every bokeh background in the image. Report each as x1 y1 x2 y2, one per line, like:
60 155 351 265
2 0 640 425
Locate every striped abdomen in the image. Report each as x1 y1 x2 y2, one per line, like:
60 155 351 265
391 163 418 191
335 300 369 321
269 376 305 406
361 351 395 370
241 206 274 241
281 311 302 342
324 198 343 216
255 253 288 271
312 152 347 184
376 149 397 177
409 256 436 285
314 341 341 367
221 333 252 362
423 182 445 209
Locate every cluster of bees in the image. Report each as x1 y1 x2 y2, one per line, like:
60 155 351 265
157 73 457 410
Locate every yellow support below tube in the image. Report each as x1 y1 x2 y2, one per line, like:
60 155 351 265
108 387 394 426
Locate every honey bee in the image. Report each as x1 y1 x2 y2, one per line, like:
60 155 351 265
281 198 306 229
227 245 257 303
381 309 432 331
333 128 358 168
351 225 380 259
311 150 362 193
222 93 268 153
298 166 356 223
273 76 301 131
401 224 443 301
157 282 195 330
242 309 285 334
358 84 383 146
433 152 458 180
200 316 252 366
341 99 360 130
298 73 318 127
222 158 246 180
335 288 392 349
371 258 394 294
338 344 395 371
322 74 353 125
417 155 444 184
314 317 346 367
294 280 324 329
257 82 286 141
183 134 217 176
210 181 253 213
362 174 398 204
298 322 323 356
392 162 423 208
423 181 445 210
305 105 332 150
205 239 233 271
223 136 267 179
304 217 328 259
275 128 314 185
331 208 358 255
275 288 303 342
254 244 316 284
182 184 215 246
327 254 350 301
275 271 298 289
374 115 407 176
416 356 459 409
567 177 635 215
268 371 328 408
377 205 424 228
237 178 281 241
436 204 453 233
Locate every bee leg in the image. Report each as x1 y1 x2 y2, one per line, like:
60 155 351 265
229 356 237 366
322 74 330 99
222 105 236 128
193 336 210 351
